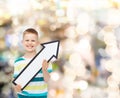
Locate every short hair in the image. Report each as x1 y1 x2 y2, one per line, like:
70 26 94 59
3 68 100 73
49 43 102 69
23 28 38 38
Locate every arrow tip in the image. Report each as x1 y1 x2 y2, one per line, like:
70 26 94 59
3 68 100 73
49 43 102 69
41 40 60 61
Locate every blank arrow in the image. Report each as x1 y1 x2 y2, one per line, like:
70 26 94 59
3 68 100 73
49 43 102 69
12 40 60 90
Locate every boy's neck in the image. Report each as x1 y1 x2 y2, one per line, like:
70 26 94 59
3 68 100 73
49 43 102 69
24 51 36 59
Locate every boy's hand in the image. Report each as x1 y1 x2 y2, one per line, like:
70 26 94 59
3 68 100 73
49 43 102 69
42 60 48 71
14 84 21 92
42 60 50 82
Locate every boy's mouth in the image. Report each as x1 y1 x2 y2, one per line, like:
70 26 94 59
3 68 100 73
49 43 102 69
26 45 34 49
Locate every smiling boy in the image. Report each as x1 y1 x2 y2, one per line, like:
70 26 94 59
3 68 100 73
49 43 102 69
13 28 52 98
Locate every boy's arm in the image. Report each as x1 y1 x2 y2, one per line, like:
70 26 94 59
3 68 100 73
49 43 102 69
13 66 21 92
42 60 50 83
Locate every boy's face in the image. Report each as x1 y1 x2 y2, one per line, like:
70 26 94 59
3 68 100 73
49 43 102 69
22 32 39 52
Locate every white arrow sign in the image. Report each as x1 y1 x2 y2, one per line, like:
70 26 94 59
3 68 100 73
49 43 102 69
13 40 60 90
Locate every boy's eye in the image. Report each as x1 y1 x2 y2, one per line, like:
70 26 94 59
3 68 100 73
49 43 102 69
32 40 35 42
25 40 35 42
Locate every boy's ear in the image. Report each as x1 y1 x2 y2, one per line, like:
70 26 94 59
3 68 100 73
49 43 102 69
21 40 24 44
38 41 40 45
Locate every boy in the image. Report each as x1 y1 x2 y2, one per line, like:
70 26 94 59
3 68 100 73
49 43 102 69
13 28 52 98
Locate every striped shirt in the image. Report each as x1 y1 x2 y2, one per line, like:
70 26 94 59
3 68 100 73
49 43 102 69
13 57 52 97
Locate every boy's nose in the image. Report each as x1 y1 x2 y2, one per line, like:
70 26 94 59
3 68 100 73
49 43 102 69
28 41 32 45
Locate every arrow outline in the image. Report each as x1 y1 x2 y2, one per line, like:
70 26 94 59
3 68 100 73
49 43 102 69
12 40 60 90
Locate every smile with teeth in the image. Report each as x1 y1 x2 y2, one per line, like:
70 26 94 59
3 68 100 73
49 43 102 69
27 45 34 49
